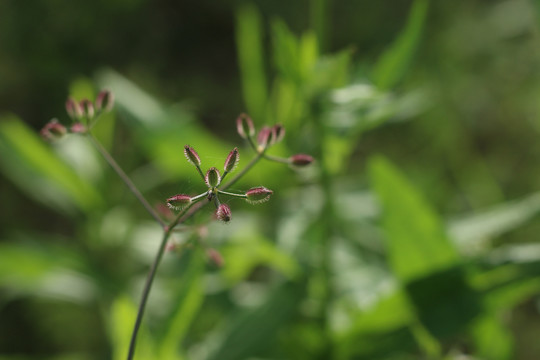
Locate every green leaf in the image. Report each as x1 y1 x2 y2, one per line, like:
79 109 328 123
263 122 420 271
158 254 205 360
373 0 429 90
471 315 513 360
369 156 459 282
206 281 305 360
449 192 540 252
222 235 300 284
0 115 103 214
236 4 268 122
0 240 96 303
369 156 481 339
110 295 154 360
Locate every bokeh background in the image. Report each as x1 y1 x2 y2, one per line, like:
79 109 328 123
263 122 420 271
2 0 540 359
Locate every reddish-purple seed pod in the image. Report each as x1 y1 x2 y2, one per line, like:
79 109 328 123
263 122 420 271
184 145 201 167
205 167 221 188
166 194 192 210
65 97 83 120
290 154 314 166
236 113 255 139
206 248 225 267
257 126 271 149
224 147 239 173
40 119 67 140
245 186 273 204
271 124 285 144
79 99 95 119
95 89 114 112
216 203 232 222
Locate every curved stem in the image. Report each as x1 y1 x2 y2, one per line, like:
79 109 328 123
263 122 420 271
126 148 265 360
126 200 204 360
87 134 166 228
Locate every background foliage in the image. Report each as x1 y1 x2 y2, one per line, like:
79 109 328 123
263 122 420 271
2 0 540 359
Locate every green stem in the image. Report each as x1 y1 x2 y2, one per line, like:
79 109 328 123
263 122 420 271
263 154 291 165
87 133 166 228
126 200 203 360
217 190 247 198
125 145 266 360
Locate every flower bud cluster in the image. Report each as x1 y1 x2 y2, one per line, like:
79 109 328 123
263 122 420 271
236 113 314 167
41 89 115 141
236 113 287 153
166 143 274 224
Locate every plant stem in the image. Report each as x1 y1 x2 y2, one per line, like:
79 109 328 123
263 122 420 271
87 134 166 228
125 147 264 360
263 153 290 164
126 201 203 360
217 190 247 198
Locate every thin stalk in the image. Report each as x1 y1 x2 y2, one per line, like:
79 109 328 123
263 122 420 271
126 147 265 360
87 134 166 228
263 154 290 165
127 201 202 360
217 189 247 198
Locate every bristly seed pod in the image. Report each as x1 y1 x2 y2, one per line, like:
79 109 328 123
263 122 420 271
40 119 67 140
205 167 221 188
216 203 231 222
224 147 239 173
236 113 255 139
70 122 87 134
257 126 271 150
65 97 83 120
290 154 314 166
184 145 201 167
271 124 285 144
95 89 114 112
166 194 192 210
206 248 225 267
79 99 95 120
245 186 273 204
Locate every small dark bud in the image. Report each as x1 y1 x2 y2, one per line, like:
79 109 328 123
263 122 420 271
245 186 273 204
206 248 225 267
205 167 221 188
79 99 95 119
95 89 114 112
216 203 231 222
65 97 83 120
166 194 192 210
257 126 271 150
40 119 67 140
236 113 255 139
224 147 239 173
290 154 314 166
184 145 201 167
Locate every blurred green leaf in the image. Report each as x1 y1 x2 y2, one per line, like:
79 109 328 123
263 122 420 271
370 156 481 339
373 0 429 89
369 156 459 281
236 4 268 122
222 235 300 284
0 241 96 303
110 295 154 360
0 115 103 214
206 280 305 360
449 192 540 253
158 254 204 360
471 315 513 360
